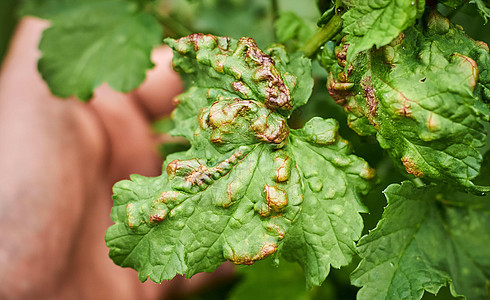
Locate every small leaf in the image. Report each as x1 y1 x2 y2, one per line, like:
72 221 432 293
105 34 375 286
325 12 490 191
341 0 425 63
30 0 162 100
351 180 490 300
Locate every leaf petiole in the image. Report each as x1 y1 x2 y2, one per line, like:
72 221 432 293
300 12 343 58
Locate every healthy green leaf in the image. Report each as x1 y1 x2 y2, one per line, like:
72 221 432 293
175 0 275 47
275 11 314 46
351 180 490 300
324 11 490 191
26 0 162 100
228 256 351 300
228 259 310 300
105 34 375 286
341 0 425 63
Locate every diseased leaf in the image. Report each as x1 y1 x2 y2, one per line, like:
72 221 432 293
351 180 490 300
188 0 275 47
341 0 425 63
324 11 490 191
282 118 373 287
475 40 490 107
105 34 375 286
166 34 314 115
26 0 162 100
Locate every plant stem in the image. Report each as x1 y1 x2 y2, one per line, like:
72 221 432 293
300 13 343 58
271 0 279 22
271 0 279 40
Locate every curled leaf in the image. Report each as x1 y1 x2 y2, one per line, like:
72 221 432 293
105 34 374 286
323 12 490 192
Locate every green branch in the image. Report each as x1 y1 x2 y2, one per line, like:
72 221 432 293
300 13 343 58
271 0 279 41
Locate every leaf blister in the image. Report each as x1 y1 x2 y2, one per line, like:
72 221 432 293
324 13 490 191
106 34 374 285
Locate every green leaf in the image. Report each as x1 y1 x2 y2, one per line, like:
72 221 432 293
351 181 490 300
165 34 314 116
474 39 490 107
228 259 310 300
176 0 275 47
105 34 375 286
341 0 425 63
325 12 490 191
29 0 162 100
228 257 348 300
280 122 373 287
317 40 340 74
275 11 314 45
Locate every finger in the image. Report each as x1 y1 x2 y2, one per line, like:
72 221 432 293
88 85 162 182
0 17 107 298
131 46 183 120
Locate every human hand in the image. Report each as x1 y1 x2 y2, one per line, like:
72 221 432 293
0 17 231 300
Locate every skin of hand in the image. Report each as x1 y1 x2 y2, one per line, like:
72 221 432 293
0 17 233 300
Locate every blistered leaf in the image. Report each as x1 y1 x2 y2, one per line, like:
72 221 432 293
475 40 490 106
188 0 275 47
351 180 490 300
166 34 314 115
27 0 162 101
324 12 490 191
341 0 425 63
105 34 374 286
